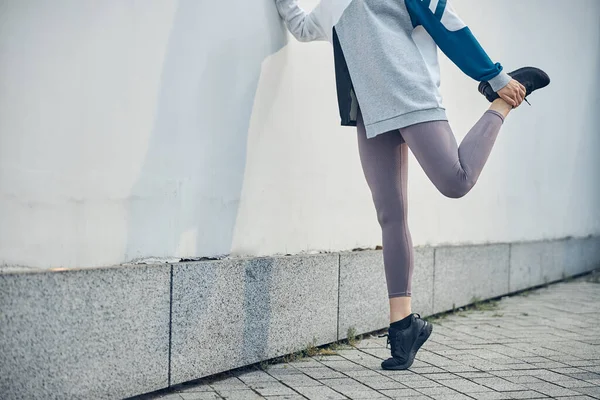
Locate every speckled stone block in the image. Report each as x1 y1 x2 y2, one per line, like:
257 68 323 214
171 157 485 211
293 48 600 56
509 240 568 292
337 250 387 339
566 236 600 276
0 265 171 400
412 247 435 318
337 248 434 340
510 236 600 293
170 254 339 384
433 244 510 314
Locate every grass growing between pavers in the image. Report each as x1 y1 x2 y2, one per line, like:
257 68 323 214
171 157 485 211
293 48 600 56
423 269 600 325
254 324 398 371
257 328 367 371
424 296 502 324
585 269 600 284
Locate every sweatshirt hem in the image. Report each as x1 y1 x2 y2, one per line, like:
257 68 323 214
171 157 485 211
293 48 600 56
364 108 448 138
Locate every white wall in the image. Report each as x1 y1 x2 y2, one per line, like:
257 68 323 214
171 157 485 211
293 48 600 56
1 0 599 269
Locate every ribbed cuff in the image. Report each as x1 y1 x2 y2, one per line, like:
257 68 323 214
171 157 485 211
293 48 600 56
388 291 412 299
488 71 512 92
485 109 505 123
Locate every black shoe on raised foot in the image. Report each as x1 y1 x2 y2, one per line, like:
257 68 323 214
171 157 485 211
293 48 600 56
478 67 551 104
378 313 433 371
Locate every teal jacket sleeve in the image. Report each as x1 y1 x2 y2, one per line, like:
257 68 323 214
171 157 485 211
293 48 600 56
405 0 511 92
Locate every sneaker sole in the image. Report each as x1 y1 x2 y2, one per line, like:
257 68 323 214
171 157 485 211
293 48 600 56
381 321 433 371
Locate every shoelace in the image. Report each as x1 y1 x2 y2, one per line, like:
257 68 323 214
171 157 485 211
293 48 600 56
378 313 422 349
378 333 391 349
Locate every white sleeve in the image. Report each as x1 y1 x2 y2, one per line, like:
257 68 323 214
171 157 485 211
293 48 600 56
275 0 327 42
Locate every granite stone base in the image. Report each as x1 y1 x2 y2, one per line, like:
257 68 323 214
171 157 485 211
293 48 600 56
1 236 598 399
0 265 171 400
433 244 510 314
169 254 339 384
510 236 600 292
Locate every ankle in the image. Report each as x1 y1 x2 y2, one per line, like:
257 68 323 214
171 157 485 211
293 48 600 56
389 295 412 324
489 98 512 118
391 312 413 324
390 314 412 330
390 311 411 324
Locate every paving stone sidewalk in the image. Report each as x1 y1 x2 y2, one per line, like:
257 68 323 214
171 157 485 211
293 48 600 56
142 274 600 400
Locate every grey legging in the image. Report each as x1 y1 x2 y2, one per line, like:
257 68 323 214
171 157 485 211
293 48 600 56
357 107 505 298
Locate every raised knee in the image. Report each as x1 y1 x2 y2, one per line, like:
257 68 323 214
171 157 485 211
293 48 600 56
438 179 475 199
440 186 468 199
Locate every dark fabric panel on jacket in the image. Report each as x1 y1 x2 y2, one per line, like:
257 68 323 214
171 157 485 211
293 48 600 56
332 27 357 127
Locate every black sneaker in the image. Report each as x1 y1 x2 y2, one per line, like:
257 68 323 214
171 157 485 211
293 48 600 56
378 313 433 370
478 67 551 104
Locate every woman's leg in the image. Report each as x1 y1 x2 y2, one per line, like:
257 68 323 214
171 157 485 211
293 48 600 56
400 100 511 198
357 109 413 323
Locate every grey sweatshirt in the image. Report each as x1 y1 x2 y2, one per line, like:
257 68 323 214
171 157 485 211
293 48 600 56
275 0 511 138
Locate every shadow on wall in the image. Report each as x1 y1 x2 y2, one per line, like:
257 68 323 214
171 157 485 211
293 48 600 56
126 0 286 262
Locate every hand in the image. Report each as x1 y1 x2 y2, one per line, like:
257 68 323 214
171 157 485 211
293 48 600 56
497 79 527 108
